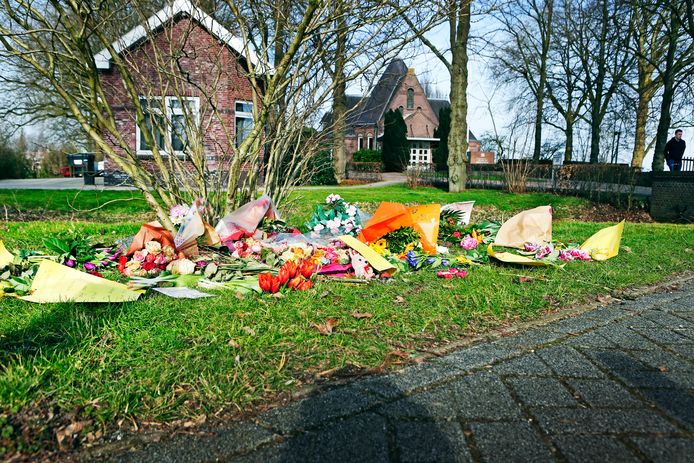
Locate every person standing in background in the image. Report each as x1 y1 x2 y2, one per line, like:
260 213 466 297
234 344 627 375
664 129 686 172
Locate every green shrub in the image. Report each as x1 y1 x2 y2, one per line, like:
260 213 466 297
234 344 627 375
0 141 31 179
305 150 337 185
352 149 382 163
382 109 409 172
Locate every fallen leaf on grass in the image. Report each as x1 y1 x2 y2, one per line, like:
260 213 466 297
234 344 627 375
381 349 409 367
278 352 287 372
313 318 339 335
393 296 405 304
242 326 256 336
350 312 373 319
228 339 240 348
56 421 90 447
320 291 330 298
597 295 618 304
516 276 533 284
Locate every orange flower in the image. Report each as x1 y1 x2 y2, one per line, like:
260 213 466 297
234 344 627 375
258 273 280 293
299 260 316 278
277 265 291 285
287 275 303 290
282 260 299 279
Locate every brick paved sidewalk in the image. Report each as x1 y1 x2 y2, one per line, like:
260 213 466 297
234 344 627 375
101 280 694 462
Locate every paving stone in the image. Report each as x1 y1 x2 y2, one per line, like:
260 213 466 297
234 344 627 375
583 306 632 323
545 315 601 334
258 385 377 434
376 387 458 420
566 379 642 408
506 377 577 407
636 388 694 430
612 369 685 390
592 324 661 350
630 437 694 463
661 342 694 358
640 310 694 329
581 348 650 373
450 372 523 421
107 422 277 463
631 326 692 345
536 345 605 378
531 407 678 434
552 436 638 463
232 413 389 463
627 349 694 373
564 331 618 349
489 328 565 351
438 343 520 371
394 421 472 463
492 353 553 376
469 422 554 463
356 359 465 399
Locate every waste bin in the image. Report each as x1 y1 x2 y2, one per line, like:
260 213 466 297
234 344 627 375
67 153 96 185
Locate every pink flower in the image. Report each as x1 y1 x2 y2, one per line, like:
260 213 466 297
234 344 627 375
558 250 574 261
133 250 148 262
535 246 552 259
570 249 592 260
452 231 461 239
524 242 540 252
437 267 469 279
460 235 478 250
154 253 168 266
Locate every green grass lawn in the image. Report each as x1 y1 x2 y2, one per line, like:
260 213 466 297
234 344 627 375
1 186 692 456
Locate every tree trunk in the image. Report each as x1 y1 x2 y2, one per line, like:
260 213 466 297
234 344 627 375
564 114 573 163
331 79 348 182
533 0 553 162
631 89 651 168
447 1 470 193
652 10 679 172
589 102 602 163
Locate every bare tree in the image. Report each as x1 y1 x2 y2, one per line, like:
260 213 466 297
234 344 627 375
492 0 554 162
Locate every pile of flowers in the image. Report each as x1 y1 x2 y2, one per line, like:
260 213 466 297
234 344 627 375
520 242 592 264
306 194 362 238
436 267 469 279
43 236 121 277
117 240 191 277
258 259 317 293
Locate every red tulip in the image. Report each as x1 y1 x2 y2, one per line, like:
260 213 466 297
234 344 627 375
270 275 281 293
282 261 299 279
287 275 303 289
297 279 313 291
299 260 316 279
259 272 273 292
277 266 291 285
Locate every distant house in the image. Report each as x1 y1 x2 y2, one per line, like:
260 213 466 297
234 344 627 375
324 59 494 167
94 0 263 182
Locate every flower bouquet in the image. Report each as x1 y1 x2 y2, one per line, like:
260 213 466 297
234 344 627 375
306 194 363 238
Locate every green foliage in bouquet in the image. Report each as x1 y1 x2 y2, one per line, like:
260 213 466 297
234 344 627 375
305 194 362 237
381 226 421 254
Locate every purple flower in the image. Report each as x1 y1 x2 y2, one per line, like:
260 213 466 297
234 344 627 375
108 254 118 261
196 261 208 267
460 235 478 250
84 262 97 271
570 249 591 261
558 250 574 261
65 259 75 267
100 260 109 267
425 257 435 265
406 250 419 268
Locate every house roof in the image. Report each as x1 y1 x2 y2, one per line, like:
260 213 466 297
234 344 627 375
93 0 261 70
346 59 408 126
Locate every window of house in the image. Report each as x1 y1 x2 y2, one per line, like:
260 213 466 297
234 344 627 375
235 101 254 149
137 96 199 155
358 135 364 150
407 88 414 109
367 135 373 150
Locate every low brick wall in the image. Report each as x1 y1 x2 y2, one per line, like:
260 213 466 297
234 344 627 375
650 172 694 222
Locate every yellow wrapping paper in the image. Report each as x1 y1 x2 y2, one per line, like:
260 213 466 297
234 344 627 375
339 235 397 275
487 244 558 267
494 206 553 249
0 241 14 268
580 221 625 261
21 260 141 303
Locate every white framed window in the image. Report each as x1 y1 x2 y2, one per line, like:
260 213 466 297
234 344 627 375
358 135 364 151
367 135 373 150
137 96 199 155
235 100 254 149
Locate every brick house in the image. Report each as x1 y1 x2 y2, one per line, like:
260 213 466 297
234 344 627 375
94 0 263 183
326 59 494 168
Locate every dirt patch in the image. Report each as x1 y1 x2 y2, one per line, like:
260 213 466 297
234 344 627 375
573 202 652 223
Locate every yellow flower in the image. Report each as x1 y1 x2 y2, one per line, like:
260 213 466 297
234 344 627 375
310 249 326 264
472 230 484 244
369 239 388 255
456 255 472 265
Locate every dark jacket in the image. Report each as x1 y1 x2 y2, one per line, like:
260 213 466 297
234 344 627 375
664 137 686 161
